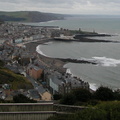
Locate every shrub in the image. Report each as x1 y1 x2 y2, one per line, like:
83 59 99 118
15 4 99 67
72 88 92 102
13 94 36 103
94 86 114 101
60 93 76 105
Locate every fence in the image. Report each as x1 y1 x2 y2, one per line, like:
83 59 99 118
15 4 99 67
0 102 55 120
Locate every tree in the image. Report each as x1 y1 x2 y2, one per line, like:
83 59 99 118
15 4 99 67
94 86 114 101
13 94 36 103
72 88 92 102
47 102 120 120
53 94 62 100
60 93 76 105
114 90 120 100
73 108 107 120
97 101 120 120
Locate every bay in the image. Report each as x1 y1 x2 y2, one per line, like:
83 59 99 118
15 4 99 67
33 16 120 90
37 42 120 90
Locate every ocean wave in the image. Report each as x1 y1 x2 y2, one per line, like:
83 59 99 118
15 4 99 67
45 42 53 45
64 64 99 91
36 45 49 57
81 57 120 67
90 83 97 91
39 20 56 24
64 64 76 77
66 68 74 77
66 68 71 74
65 67 98 91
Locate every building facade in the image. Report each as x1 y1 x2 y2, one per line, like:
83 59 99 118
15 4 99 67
27 65 43 80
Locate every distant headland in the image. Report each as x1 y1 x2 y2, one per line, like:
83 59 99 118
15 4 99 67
0 11 65 22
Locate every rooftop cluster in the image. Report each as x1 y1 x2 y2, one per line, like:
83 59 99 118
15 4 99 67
0 22 90 102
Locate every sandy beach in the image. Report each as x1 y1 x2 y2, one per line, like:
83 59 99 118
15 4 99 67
21 39 100 91
25 39 67 73
24 37 108 73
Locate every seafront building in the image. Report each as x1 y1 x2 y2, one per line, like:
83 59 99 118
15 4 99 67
44 69 89 95
27 64 43 80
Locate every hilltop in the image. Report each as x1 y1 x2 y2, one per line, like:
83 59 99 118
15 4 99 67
0 11 64 22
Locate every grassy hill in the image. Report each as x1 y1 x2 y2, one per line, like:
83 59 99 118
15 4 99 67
0 60 33 90
0 11 64 22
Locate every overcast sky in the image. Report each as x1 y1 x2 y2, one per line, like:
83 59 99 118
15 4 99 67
0 0 120 15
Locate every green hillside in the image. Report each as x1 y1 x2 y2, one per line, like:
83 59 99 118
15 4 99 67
0 61 33 90
0 11 64 22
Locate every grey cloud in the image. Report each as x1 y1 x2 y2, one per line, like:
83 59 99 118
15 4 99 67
0 0 19 3
29 0 120 4
0 0 120 4
0 0 120 14
1 0 120 6
89 0 120 4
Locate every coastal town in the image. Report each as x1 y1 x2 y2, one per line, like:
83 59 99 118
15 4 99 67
0 1 120 119
0 22 90 102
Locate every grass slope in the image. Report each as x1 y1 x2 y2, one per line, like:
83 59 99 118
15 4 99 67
0 61 33 90
0 11 64 22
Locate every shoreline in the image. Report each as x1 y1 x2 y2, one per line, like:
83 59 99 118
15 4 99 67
24 38 101 91
53 37 120 43
25 39 67 73
25 38 100 73
25 37 120 91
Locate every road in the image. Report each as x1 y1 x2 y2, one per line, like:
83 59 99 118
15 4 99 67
26 75 46 94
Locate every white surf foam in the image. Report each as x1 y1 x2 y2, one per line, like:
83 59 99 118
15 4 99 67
66 68 97 91
90 83 97 91
39 20 56 24
66 68 74 77
36 42 54 57
81 57 120 67
36 45 49 57
64 64 98 91
45 42 53 45
92 57 120 67
66 68 71 74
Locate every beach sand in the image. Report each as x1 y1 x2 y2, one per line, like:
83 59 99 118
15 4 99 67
24 39 96 91
25 40 67 73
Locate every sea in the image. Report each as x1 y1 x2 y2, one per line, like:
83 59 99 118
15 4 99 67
25 15 120 90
